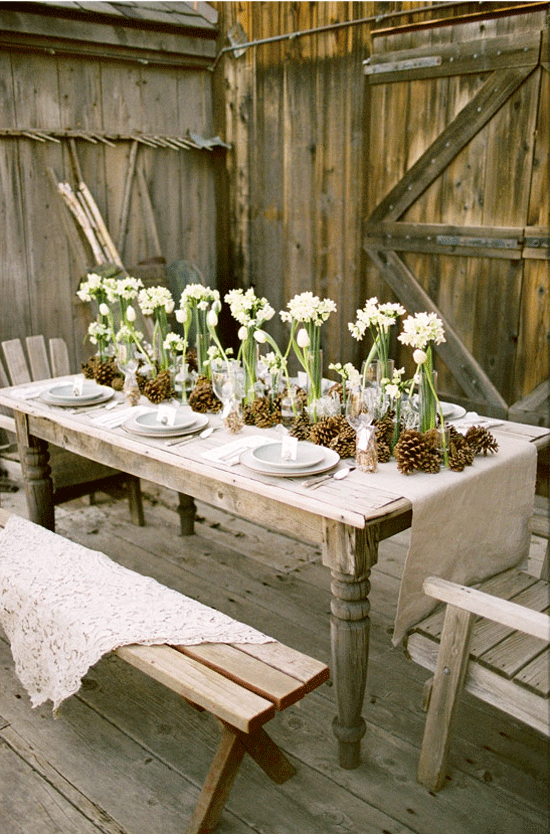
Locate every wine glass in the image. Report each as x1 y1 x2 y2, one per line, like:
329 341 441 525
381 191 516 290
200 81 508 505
345 386 378 472
211 360 245 433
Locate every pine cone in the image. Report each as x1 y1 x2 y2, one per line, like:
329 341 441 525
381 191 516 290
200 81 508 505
143 369 173 404
327 382 344 403
308 416 343 447
289 414 311 441
244 396 278 428
394 429 433 475
93 358 118 387
186 347 198 374
374 412 395 462
188 376 222 413
81 356 100 379
465 425 499 456
448 425 475 471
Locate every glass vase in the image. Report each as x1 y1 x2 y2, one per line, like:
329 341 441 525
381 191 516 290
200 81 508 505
196 332 210 378
418 369 438 433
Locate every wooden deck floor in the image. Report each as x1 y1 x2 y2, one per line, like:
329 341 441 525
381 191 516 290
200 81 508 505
1 477 548 834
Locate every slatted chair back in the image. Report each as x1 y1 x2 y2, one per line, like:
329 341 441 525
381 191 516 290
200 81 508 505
0 337 144 526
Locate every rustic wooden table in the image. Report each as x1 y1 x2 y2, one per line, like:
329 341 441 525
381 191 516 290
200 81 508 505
2 378 547 770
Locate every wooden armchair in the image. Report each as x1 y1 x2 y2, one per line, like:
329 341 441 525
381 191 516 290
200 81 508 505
406 568 549 792
1 336 144 525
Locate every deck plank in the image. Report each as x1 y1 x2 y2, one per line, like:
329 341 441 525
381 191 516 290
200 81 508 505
0 479 548 834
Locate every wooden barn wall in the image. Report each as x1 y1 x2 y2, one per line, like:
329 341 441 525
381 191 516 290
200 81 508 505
0 47 217 369
213 1 549 415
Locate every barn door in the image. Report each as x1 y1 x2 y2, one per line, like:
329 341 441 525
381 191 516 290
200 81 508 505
363 9 549 419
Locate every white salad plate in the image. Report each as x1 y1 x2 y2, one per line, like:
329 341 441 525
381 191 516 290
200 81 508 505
251 441 325 470
124 412 208 438
440 402 467 420
240 446 340 478
41 384 114 407
133 408 198 433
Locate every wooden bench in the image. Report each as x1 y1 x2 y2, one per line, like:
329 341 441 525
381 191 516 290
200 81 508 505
0 509 329 834
406 568 549 792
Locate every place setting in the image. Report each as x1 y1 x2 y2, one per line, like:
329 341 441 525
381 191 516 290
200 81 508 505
38 377 115 408
122 403 209 440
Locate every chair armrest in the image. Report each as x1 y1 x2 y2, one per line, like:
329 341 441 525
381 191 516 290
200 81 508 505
422 576 549 641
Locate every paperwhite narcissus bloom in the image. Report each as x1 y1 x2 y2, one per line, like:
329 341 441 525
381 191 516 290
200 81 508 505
225 288 275 327
398 312 446 350
164 333 185 352
238 325 248 341
138 286 175 316
413 348 427 365
99 303 110 317
348 297 406 340
296 328 311 348
280 291 337 325
126 305 136 322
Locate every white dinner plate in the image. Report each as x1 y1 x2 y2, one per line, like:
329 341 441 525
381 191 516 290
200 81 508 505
251 441 325 470
240 446 340 478
41 386 114 407
124 413 208 438
132 408 197 433
440 402 467 420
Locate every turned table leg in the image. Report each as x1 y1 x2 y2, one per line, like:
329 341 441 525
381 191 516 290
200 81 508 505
323 521 379 769
15 413 54 530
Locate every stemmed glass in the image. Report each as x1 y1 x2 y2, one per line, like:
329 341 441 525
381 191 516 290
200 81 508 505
116 341 140 406
211 360 245 433
345 385 378 472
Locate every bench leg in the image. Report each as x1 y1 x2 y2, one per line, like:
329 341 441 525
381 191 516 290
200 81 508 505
186 724 296 834
417 605 474 792
186 725 246 834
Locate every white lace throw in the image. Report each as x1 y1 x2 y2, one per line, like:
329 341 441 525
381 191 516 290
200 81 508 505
0 515 272 712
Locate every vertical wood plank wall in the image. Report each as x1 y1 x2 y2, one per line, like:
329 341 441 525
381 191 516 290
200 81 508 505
213 1 549 412
0 48 218 369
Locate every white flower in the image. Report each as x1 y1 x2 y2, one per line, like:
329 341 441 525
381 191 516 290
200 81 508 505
348 297 405 340
126 305 136 322
413 348 427 365
254 329 267 344
163 333 185 352
398 312 446 350
296 328 310 348
87 321 108 344
99 303 110 317
180 283 220 308
111 276 144 301
138 286 174 316
280 291 337 326
176 307 192 326
238 325 248 341
225 288 275 327
206 310 218 328
385 383 401 400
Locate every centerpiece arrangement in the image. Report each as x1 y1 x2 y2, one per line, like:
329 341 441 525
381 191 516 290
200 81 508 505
78 273 498 474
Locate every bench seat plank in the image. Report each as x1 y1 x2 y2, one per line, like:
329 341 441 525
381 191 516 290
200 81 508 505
115 644 276 733
174 642 312 710
233 640 330 689
515 650 550 696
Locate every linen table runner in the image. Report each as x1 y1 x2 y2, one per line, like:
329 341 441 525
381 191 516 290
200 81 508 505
373 432 538 644
0 515 271 711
